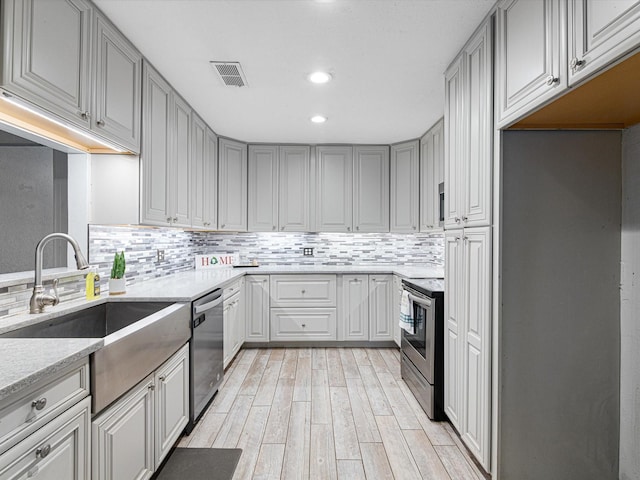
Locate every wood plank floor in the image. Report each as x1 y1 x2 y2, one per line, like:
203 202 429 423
179 347 485 480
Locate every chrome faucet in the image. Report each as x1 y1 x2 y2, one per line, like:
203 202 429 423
29 233 90 314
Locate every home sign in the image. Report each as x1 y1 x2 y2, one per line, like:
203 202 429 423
195 254 239 269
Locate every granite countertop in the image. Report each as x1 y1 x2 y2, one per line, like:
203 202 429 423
0 263 442 403
402 278 445 297
0 338 103 401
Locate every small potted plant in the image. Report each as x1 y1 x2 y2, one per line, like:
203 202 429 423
109 251 126 295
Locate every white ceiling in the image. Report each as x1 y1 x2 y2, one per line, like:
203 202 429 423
93 0 495 144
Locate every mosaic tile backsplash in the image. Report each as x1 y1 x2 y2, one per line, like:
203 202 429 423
0 224 444 318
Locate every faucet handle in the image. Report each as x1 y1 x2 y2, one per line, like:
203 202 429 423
50 279 59 307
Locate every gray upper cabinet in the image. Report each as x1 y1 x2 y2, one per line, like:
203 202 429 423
568 0 640 86
248 145 279 232
420 118 444 232
444 55 464 230
279 146 311 232
171 93 192 228
141 61 172 226
204 127 218 229
218 137 248 231
1 0 92 128
93 10 142 153
390 140 419 233
191 112 207 229
315 146 353 232
353 146 390 233
495 0 567 128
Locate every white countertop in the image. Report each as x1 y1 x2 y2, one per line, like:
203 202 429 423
0 263 442 401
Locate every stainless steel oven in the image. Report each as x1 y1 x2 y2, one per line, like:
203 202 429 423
400 279 445 420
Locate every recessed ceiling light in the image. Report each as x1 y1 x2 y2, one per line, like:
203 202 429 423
308 71 332 84
310 115 327 123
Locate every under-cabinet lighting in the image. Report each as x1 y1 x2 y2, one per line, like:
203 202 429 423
310 115 327 123
0 94 126 153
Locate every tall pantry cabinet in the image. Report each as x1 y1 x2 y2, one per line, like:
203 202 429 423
443 16 493 470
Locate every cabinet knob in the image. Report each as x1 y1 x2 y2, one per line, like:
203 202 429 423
412 226 416 230
159 376 166 382
148 384 155 391
570 57 585 70
96 119 105 127
347 226 351 231
173 217 178 222
221 224 226 228
301 324 306 328
281 226 284 231
167 217 172 223
462 216 468 222
545 75 559 86
31 398 47 411
455 236 461 242
356 226 359 231
36 444 51 459
455 217 460 223
78 111 90 120
301 289 306 294
272 225 276 230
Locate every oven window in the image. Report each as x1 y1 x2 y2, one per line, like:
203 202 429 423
406 302 427 357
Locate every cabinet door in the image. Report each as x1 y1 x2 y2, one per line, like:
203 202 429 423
245 275 270 342
191 113 207 229
0 397 90 480
461 227 491 468
568 0 640 85
339 275 369 341
93 12 142 153
92 377 155 480
353 146 389 232
279 146 311 232
223 301 231 368
392 275 403 347
390 140 419 232
204 127 218 229
368 275 394 341
463 21 493 228
140 62 172 226
2 0 92 128
218 138 248 231
420 119 444 231
444 230 463 430
495 0 567 127
316 146 353 232
248 145 279 232
155 344 189 468
444 54 465 229
171 94 192 227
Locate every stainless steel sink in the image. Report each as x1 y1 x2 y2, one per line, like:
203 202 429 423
1 301 191 414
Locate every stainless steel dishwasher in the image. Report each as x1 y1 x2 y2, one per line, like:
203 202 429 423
187 288 224 433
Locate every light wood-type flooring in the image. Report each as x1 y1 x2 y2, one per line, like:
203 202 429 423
178 347 486 480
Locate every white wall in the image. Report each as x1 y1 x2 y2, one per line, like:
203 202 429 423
620 124 640 480
89 154 139 225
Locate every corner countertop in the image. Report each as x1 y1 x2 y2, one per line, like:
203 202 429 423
0 338 103 401
0 263 442 402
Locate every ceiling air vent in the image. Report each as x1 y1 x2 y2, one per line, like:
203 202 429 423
210 61 248 87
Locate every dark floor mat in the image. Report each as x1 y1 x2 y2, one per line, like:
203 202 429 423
155 448 242 480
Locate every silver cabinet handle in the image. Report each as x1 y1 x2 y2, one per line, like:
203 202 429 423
570 57 585 70
36 444 51 459
545 75 559 86
462 216 468 222
32 398 47 411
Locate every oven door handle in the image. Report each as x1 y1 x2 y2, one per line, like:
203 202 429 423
407 292 432 308
194 295 224 314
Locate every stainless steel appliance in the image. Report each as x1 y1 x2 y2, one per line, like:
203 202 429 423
187 288 224 432
400 278 445 420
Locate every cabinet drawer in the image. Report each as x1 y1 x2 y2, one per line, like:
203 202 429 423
223 279 243 299
270 308 337 340
0 359 89 455
0 396 90 480
270 275 337 307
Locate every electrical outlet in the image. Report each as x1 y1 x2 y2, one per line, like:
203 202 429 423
303 247 314 256
157 249 165 262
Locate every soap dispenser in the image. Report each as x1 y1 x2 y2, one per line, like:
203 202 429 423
85 268 100 300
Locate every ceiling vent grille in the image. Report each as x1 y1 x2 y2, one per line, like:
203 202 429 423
210 61 248 87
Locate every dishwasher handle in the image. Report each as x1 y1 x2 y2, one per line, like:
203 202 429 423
407 292 432 308
193 295 224 315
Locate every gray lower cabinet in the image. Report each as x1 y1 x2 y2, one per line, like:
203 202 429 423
0 397 91 480
245 275 270 342
1 0 92 129
339 275 369 341
92 10 142 153
369 275 394 341
392 275 403 347
218 137 248 231
92 344 189 480
271 308 337 340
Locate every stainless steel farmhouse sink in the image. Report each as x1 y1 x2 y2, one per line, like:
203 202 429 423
1 301 191 414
